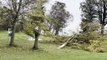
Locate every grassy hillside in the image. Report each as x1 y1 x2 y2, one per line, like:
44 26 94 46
0 31 107 60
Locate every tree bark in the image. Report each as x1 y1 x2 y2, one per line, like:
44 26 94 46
32 32 39 50
9 22 16 46
9 0 22 46
101 24 104 35
101 1 106 35
55 28 59 35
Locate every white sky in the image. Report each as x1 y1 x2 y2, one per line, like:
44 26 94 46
45 0 84 35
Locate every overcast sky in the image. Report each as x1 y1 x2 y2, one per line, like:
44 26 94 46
45 0 84 35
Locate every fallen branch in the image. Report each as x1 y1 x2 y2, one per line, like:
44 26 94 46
58 36 75 49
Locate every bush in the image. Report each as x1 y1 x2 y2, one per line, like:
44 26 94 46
70 31 107 53
67 22 107 52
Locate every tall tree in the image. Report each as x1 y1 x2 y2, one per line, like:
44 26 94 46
0 0 36 46
80 0 96 22
81 0 107 35
50 1 71 35
96 0 107 35
80 0 97 32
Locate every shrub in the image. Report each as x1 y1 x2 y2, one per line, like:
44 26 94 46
68 22 107 52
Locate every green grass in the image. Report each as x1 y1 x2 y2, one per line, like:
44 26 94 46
0 31 107 60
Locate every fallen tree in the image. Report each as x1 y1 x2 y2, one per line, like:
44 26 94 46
58 35 76 49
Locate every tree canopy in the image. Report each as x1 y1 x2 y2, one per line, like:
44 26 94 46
49 1 71 35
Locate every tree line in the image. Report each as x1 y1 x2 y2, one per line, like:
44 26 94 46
0 0 71 50
81 0 107 35
0 0 107 51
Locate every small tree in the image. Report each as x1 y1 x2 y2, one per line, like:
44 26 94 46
24 0 48 50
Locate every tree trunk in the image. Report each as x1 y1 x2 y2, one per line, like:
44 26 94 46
101 24 104 35
9 23 16 46
55 28 59 35
32 32 39 50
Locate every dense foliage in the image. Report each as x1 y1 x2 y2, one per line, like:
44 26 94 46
1 0 107 53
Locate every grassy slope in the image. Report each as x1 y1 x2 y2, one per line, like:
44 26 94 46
0 31 107 60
